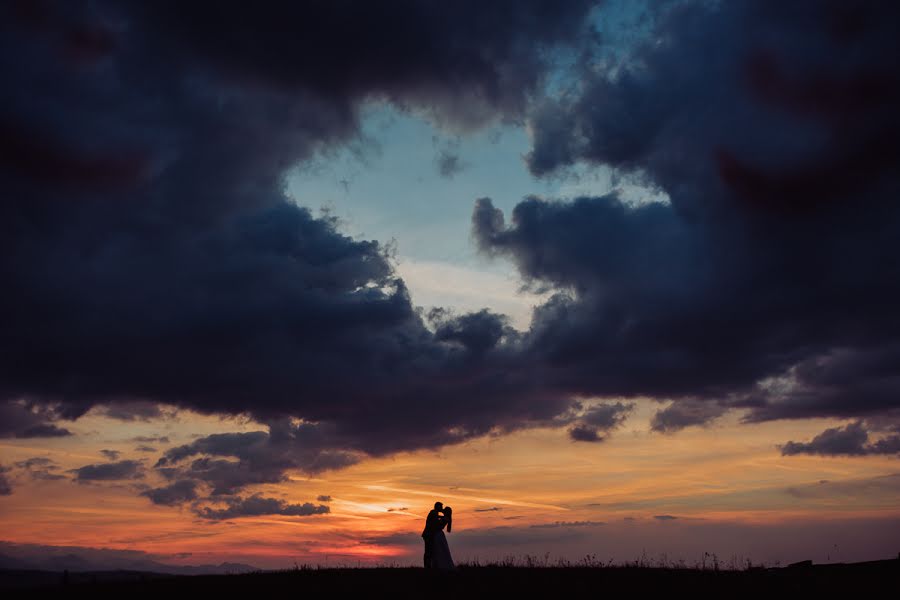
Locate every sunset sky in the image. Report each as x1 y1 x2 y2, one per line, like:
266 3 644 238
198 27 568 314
2 0 899 571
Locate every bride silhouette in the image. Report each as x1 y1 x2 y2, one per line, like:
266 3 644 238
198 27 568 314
431 505 455 570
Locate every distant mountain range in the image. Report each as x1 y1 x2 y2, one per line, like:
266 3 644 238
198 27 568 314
0 542 259 575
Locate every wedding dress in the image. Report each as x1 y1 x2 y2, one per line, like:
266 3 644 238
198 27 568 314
431 520 455 570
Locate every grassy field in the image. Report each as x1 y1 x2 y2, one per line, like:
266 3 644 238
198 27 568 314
1 558 897 597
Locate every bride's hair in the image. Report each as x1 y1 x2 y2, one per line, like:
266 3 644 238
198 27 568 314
443 506 452 532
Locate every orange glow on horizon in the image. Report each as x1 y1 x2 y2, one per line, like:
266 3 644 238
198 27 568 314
2 403 899 567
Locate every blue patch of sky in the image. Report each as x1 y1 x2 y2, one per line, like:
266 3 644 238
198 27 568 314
284 0 664 325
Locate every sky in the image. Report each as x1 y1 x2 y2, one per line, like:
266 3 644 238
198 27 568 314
1 0 899 571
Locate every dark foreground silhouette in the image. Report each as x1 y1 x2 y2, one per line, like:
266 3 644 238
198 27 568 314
1 558 897 598
422 501 454 570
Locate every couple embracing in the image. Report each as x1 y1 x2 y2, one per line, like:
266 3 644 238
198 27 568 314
421 501 454 570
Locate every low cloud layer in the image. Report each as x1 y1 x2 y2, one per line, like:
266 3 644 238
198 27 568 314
70 460 145 483
14 457 66 481
193 493 330 521
141 480 199 506
785 473 900 499
780 421 900 456
651 400 728 434
568 402 633 442
154 422 363 495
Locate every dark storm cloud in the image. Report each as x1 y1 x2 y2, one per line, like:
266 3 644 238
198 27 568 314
70 460 144 483
0 0 597 469
0 402 72 439
15 424 72 438
193 493 330 521
129 0 597 130
7 0 897 493
429 308 515 355
140 480 199 506
780 421 900 456
94 402 174 422
474 0 900 431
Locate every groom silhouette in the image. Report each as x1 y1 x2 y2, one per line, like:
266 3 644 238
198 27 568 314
421 501 443 568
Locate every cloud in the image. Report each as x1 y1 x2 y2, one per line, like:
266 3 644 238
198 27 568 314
14 424 72 438
785 473 900 499
134 445 157 453
5 0 900 525
14 457 56 469
129 1 596 130
435 149 465 178
387 507 409 512
568 401 633 442
475 506 502 512
568 425 603 443
316 495 332 503
70 460 145 483
366 522 607 550
780 421 900 456
429 307 515 355
530 520 605 529
0 0 597 469
193 493 330 521
431 136 467 178
92 402 176 422
100 449 121 460
651 400 727 433
0 401 72 439
654 515 678 521
0 465 11 495
473 0 900 430
14 457 66 481
140 480 199 506
359 532 420 547
132 436 170 444
154 423 362 495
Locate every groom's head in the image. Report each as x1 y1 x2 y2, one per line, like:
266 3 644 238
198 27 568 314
434 501 443 511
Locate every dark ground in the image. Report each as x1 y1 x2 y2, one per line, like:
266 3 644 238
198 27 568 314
1 559 897 598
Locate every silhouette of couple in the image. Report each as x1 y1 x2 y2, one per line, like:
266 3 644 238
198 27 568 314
421 501 454 570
